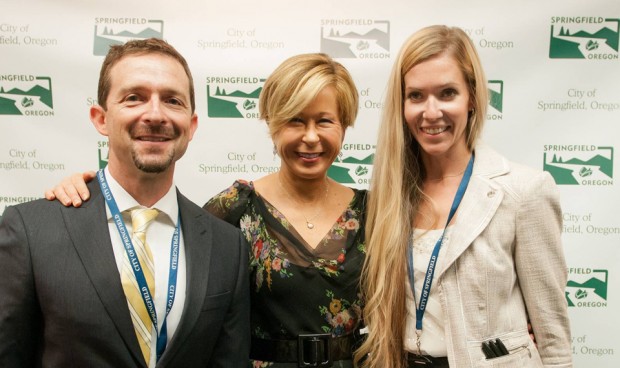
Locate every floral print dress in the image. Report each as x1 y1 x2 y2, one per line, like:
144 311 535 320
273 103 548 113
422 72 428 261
204 180 367 367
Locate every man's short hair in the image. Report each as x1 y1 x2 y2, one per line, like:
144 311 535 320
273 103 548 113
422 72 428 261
97 38 196 113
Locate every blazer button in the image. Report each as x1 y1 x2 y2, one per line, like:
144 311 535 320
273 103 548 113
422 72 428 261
487 190 496 198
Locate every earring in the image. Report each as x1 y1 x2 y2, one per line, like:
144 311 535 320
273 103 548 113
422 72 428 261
273 145 278 160
468 109 475 121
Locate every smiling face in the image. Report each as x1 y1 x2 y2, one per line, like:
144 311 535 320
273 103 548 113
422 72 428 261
403 52 472 160
91 53 197 179
274 86 344 181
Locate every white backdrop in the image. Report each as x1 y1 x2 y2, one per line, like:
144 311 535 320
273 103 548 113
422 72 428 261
1 0 619 365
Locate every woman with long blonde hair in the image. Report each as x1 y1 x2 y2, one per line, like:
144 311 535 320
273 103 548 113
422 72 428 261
356 25 572 368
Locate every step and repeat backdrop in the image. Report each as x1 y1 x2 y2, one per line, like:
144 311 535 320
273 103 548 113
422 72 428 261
2 0 619 365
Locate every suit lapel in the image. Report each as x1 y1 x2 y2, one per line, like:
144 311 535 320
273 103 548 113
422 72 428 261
158 192 213 365
62 181 146 368
436 145 509 279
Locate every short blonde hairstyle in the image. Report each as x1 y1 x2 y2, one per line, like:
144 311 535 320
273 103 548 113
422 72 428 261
259 53 358 138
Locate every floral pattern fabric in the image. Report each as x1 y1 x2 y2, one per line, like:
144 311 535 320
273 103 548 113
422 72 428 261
204 180 367 367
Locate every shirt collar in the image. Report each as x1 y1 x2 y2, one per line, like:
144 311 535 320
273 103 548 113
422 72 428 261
103 166 179 225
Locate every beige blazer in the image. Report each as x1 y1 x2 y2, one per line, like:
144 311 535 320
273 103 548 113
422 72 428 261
437 144 572 367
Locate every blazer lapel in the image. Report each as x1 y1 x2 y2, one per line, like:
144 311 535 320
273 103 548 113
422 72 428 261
158 192 213 364
62 181 146 368
437 145 509 279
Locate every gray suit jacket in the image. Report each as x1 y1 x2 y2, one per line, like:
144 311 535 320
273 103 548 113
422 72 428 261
0 180 250 367
436 145 572 367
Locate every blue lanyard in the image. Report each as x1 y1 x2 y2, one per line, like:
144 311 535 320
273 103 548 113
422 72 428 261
407 154 474 332
97 169 180 361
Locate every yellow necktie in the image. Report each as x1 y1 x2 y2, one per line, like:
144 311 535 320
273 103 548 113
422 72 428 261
122 208 159 365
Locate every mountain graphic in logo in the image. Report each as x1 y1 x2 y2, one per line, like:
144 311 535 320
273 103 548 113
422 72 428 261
206 84 263 118
0 77 53 115
566 269 608 307
549 18 619 59
321 20 390 58
544 147 613 185
93 20 164 56
328 153 374 184
488 80 503 113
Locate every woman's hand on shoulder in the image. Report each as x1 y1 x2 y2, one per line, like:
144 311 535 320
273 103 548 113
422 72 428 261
44 171 96 207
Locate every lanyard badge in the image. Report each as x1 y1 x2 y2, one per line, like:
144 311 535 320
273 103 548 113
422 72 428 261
407 154 474 356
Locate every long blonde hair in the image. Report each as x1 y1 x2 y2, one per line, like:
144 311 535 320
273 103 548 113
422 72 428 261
355 25 488 368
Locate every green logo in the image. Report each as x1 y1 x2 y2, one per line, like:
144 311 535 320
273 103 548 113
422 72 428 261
0 76 54 116
543 145 613 185
205 77 264 118
487 80 503 121
328 143 375 187
488 80 503 113
320 19 390 59
93 18 164 56
97 141 109 169
549 17 619 59
566 269 608 307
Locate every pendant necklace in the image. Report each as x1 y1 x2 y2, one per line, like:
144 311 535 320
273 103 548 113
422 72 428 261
426 169 466 182
278 174 329 230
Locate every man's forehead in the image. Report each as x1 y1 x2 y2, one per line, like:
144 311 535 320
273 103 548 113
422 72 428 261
111 52 180 71
108 53 189 89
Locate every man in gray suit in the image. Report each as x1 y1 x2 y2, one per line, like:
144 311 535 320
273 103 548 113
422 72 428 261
0 38 250 367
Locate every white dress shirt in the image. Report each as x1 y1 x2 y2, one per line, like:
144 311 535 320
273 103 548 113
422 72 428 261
404 227 452 357
102 167 187 367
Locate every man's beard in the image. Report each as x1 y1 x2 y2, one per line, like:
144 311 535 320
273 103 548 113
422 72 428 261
130 125 178 173
131 149 175 173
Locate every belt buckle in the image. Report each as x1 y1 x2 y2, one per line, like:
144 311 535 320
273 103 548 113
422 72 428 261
298 333 332 367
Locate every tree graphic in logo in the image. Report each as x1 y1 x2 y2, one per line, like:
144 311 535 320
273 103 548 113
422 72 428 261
544 147 613 185
0 77 53 115
206 84 263 118
320 20 390 58
549 18 619 59
93 20 164 56
327 152 374 185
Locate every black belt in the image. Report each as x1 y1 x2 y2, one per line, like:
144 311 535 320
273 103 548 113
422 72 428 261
250 333 354 367
407 352 450 367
